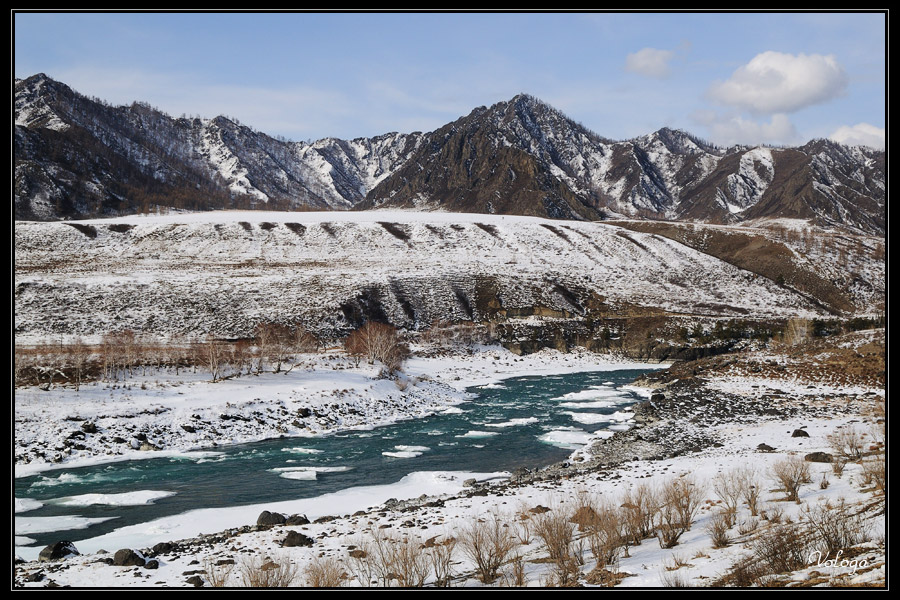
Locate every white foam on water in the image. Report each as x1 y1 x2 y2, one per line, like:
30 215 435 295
382 451 422 458
281 447 324 455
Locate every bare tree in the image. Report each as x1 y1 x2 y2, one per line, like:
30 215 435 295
69 337 91 391
197 335 226 382
344 322 409 373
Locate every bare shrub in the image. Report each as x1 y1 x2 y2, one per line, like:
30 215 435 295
735 466 763 516
621 482 658 545
661 569 691 588
716 555 766 587
512 506 534 546
712 470 743 527
751 522 812 575
804 499 871 555
239 554 301 587
861 455 886 493
582 498 625 570
737 517 759 537
347 527 430 587
770 455 810 502
500 553 528 588
534 508 580 587
204 557 235 587
831 455 848 477
655 476 704 548
426 535 457 588
706 511 731 548
459 512 517 585
304 555 346 587
828 426 865 460
346 536 376 586
390 535 431 588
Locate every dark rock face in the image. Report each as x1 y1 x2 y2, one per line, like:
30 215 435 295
38 541 79 562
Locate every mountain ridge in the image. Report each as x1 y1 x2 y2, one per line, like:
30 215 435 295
14 74 885 234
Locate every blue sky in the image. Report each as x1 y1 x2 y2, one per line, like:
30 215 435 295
14 11 886 148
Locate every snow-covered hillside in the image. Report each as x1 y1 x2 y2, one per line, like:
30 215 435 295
15 210 831 344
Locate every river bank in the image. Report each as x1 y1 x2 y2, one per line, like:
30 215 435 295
14 332 885 587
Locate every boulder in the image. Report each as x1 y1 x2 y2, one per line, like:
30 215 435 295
756 443 776 452
113 549 146 567
791 429 810 438
38 541 79 562
256 510 286 528
805 452 834 463
81 422 98 434
285 514 310 526
151 542 175 556
281 530 314 548
185 575 205 587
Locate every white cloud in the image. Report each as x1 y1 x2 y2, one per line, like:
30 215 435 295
624 47 675 78
829 123 885 149
692 110 799 147
708 51 848 114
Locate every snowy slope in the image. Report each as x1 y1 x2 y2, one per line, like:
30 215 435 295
15 210 830 343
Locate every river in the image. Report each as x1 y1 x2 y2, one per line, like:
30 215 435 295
14 368 652 557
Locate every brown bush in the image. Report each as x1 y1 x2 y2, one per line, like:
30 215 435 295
655 476 704 548
459 512 517 585
771 455 810 502
304 555 346 587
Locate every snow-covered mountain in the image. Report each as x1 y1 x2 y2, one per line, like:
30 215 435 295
14 75 885 234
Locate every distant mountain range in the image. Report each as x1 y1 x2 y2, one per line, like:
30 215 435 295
14 74 885 234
